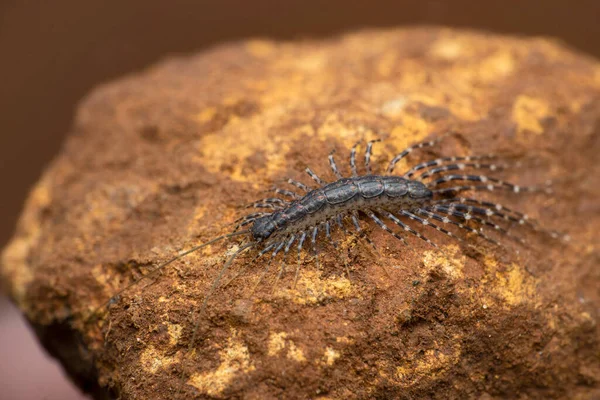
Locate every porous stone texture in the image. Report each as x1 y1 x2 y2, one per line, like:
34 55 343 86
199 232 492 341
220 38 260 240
2 28 600 399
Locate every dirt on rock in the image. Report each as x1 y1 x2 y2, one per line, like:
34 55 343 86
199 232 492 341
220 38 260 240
2 28 600 399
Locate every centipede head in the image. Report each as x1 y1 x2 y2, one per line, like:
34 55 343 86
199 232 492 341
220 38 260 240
250 215 277 242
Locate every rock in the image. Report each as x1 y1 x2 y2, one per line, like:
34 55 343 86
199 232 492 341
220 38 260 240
2 27 600 399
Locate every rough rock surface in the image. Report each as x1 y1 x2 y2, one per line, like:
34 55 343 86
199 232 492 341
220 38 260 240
2 28 600 399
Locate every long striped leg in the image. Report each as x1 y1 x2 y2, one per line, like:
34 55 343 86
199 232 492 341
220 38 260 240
416 208 498 245
328 150 344 179
324 220 338 248
272 235 297 293
417 162 505 181
336 214 350 234
264 186 301 199
233 212 270 230
432 197 528 225
305 167 327 186
364 139 381 175
311 226 321 269
427 204 525 245
358 211 390 279
431 197 565 240
350 140 361 177
294 231 308 289
367 211 407 246
221 241 276 288
399 210 464 244
246 198 288 210
431 183 552 196
403 155 496 178
351 211 377 250
427 174 551 195
287 178 311 192
252 240 286 294
387 136 445 174
383 211 438 248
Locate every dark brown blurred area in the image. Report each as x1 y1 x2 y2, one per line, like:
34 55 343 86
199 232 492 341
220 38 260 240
1 1 599 398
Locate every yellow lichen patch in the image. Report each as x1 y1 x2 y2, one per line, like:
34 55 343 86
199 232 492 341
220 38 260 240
421 245 465 279
314 114 365 142
167 323 183 346
194 107 217 123
494 263 537 306
322 347 340 366
140 345 175 374
378 119 432 172
266 331 307 362
512 95 551 135
429 37 471 61
478 50 516 82
188 330 255 396
394 343 461 387
267 331 288 356
380 96 410 117
335 336 354 344
1 180 52 307
274 269 357 305
287 341 307 363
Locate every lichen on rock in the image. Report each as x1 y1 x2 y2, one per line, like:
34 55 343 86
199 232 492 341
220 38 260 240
2 27 600 399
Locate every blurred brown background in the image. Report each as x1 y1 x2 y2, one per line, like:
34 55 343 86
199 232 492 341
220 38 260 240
1 1 599 398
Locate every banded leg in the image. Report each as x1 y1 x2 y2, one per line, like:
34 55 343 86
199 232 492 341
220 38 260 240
252 240 286 293
328 150 344 179
272 235 297 292
416 208 499 245
294 231 308 288
335 214 346 231
387 136 445 174
399 210 462 243
428 174 549 195
431 197 564 239
305 167 326 186
233 212 270 230
350 141 361 177
311 226 321 268
403 155 496 178
324 220 338 248
383 210 438 248
287 178 310 192
427 204 525 245
367 211 407 246
246 198 288 210
417 162 504 181
351 211 377 249
432 197 528 225
364 139 381 175
431 183 551 196
222 241 276 288
266 187 301 199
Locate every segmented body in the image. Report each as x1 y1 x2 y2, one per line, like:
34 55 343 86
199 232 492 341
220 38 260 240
252 176 431 240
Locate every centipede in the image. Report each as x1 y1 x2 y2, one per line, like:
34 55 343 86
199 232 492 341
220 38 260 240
93 132 564 394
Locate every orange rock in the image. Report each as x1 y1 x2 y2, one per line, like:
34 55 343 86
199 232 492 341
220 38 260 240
2 28 600 399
